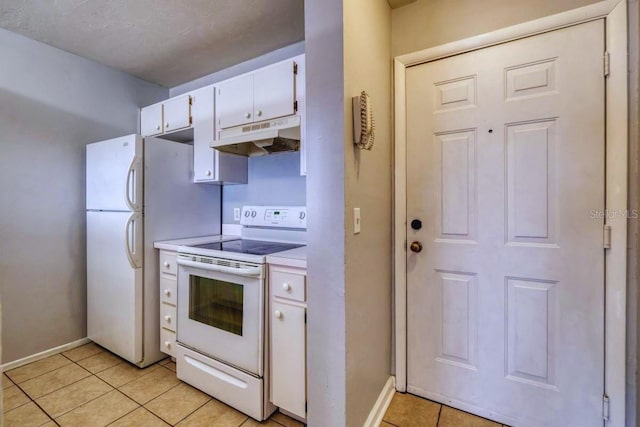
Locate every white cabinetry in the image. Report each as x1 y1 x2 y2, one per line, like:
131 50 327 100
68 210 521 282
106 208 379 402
141 96 192 137
269 265 306 419
140 87 247 185
163 94 192 133
140 103 163 136
159 250 177 357
217 59 297 130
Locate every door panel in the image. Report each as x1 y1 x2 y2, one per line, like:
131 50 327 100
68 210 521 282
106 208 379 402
406 20 604 427
253 60 295 122
86 135 143 212
87 211 143 363
217 74 254 129
141 103 163 136
163 94 192 133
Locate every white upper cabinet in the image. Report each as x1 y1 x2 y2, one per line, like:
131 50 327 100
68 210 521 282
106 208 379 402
140 95 192 137
140 103 163 136
253 60 296 122
217 74 254 129
192 86 248 184
163 95 192 133
217 59 297 130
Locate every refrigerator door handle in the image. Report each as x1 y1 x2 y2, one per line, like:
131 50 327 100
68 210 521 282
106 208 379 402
125 212 142 269
125 157 141 211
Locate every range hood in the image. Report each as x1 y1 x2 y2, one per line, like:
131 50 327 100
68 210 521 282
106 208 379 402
211 115 301 157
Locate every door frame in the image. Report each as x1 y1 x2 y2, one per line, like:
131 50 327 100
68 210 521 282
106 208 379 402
393 0 628 424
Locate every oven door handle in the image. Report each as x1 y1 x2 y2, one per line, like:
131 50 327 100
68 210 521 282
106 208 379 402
177 258 263 277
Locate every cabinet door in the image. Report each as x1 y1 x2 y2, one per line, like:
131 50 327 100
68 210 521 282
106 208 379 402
271 301 306 418
217 74 254 129
253 60 296 122
163 94 192 133
192 86 216 182
140 103 163 136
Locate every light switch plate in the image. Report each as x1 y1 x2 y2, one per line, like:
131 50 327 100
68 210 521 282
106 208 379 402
354 208 361 234
234 208 241 221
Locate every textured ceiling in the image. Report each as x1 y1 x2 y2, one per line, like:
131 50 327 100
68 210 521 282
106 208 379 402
0 0 305 87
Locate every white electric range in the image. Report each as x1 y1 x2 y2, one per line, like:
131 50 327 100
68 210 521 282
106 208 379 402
175 205 306 421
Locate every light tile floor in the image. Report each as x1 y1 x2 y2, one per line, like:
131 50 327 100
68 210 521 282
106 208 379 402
2 342 509 427
382 393 510 427
2 342 305 427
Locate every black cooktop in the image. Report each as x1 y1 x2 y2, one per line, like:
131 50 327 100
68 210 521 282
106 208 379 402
192 239 304 256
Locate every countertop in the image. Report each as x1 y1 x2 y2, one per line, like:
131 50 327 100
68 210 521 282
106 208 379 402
153 235 238 251
266 246 307 269
155 235 307 268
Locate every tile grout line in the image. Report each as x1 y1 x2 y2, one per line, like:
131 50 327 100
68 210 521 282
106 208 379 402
436 403 443 427
10 378 58 426
41 373 116 421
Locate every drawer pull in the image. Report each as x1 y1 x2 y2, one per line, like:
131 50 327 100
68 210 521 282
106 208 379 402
282 283 291 291
163 289 171 297
164 315 172 323
164 262 170 269
274 310 283 319
164 341 171 348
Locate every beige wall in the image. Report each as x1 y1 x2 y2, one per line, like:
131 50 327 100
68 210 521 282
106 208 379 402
392 0 602 55
344 0 393 426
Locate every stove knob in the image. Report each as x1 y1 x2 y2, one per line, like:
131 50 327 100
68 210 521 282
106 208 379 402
251 211 257 218
282 283 291 291
244 211 250 217
299 211 306 220
274 310 283 319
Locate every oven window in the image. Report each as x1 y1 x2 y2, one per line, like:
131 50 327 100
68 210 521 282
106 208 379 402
189 276 243 336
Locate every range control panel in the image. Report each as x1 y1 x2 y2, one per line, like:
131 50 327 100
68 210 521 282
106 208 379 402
240 206 307 229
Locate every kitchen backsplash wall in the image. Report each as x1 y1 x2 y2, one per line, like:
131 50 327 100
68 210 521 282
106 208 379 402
222 152 306 224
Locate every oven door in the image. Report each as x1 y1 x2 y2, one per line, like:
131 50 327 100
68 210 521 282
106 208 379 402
177 258 264 376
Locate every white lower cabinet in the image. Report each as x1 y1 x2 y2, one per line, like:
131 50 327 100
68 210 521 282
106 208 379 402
269 265 306 419
159 250 177 358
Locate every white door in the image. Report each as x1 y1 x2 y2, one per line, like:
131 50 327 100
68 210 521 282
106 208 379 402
140 103 163 137
217 74 254 129
406 21 605 427
87 210 143 363
253 60 296 122
86 135 143 212
270 301 306 418
163 94 192 133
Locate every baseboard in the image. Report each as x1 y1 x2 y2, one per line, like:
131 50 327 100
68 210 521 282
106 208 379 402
1 338 91 371
364 376 396 427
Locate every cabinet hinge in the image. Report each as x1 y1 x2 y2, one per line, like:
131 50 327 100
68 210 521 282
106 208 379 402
603 394 610 421
294 100 298 113
293 62 298 75
305 401 308 414
188 95 193 105
603 224 612 249
604 51 610 77
189 116 193 126
304 312 307 324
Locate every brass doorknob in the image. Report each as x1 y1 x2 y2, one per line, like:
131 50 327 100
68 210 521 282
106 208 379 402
410 241 423 253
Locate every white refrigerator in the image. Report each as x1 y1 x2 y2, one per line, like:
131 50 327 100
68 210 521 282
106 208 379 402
86 134 220 367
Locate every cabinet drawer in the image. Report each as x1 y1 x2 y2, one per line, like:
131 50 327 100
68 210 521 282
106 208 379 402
159 251 177 276
160 304 177 332
160 277 177 305
271 268 306 302
160 328 176 357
